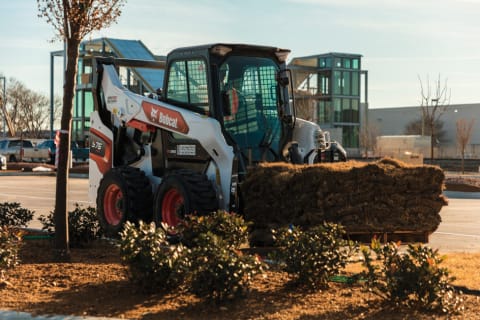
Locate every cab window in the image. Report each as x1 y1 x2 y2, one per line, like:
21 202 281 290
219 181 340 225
166 59 209 115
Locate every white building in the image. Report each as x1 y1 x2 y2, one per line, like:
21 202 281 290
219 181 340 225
369 104 480 159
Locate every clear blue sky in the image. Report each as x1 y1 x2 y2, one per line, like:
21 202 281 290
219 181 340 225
1 0 480 108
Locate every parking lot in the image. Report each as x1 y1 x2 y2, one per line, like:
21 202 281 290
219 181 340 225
0 175 479 252
0 175 92 229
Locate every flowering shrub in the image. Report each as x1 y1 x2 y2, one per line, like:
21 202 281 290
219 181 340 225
0 202 34 227
361 239 464 313
272 222 358 289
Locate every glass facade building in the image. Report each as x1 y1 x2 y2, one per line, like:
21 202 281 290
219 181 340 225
289 53 365 149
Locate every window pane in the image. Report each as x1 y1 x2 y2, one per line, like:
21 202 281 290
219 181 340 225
334 58 342 68
343 58 351 69
340 125 359 148
318 101 332 124
352 58 360 69
342 98 350 122
318 101 326 123
319 57 332 68
167 61 188 103
319 73 329 95
325 57 332 68
187 60 209 106
333 98 341 122
325 100 332 124
343 71 351 95
333 71 342 95
308 73 318 94
85 91 94 116
351 71 359 96
319 58 327 68
351 99 359 123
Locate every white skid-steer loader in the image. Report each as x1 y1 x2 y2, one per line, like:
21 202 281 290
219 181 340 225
88 43 346 236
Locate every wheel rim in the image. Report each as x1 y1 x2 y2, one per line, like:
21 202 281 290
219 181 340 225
103 184 124 226
162 188 184 227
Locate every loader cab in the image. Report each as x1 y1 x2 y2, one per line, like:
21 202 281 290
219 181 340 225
163 44 294 165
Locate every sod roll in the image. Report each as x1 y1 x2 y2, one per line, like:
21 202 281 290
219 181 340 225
242 158 447 234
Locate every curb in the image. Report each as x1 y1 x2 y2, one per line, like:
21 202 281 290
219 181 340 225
0 311 125 320
0 171 88 179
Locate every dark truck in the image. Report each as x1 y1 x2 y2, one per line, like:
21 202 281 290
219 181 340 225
38 139 90 164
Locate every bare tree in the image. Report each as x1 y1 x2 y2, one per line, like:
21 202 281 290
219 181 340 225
359 123 379 158
418 75 450 159
6 79 51 138
404 115 446 142
37 0 126 260
456 118 475 174
295 95 317 121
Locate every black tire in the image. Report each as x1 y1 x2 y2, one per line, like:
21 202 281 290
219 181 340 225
153 169 218 228
96 166 152 237
9 155 17 162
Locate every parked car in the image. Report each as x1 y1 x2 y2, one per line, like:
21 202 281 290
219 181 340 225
0 139 50 163
0 154 6 170
38 139 90 164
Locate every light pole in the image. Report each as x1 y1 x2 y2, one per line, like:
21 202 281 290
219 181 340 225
0 76 6 137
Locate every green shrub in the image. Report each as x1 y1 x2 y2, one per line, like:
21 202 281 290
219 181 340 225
181 211 263 303
0 202 34 227
179 211 249 249
272 222 358 289
118 212 263 302
178 210 265 302
119 221 188 293
0 226 23 278
361 239 463 313
38 204 102 247
187 231 263 303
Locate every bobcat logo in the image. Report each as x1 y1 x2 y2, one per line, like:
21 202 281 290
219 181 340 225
142 101 189 134
150 107 159 122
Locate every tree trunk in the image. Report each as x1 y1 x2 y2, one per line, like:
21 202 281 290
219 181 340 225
53 38 80 261
430 123 435 160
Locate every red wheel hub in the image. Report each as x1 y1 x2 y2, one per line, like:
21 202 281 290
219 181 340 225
162 188 184 227
103 184 124 226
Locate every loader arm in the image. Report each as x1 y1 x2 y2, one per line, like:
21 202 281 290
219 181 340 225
89 60 235 209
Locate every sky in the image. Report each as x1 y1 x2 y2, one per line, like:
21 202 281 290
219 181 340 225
1 0 480 109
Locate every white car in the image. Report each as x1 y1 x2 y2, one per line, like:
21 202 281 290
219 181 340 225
0 154 6 170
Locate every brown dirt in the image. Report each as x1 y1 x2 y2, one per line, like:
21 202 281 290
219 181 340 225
1 240 479 320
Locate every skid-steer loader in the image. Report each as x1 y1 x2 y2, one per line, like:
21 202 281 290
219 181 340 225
89 43 345 236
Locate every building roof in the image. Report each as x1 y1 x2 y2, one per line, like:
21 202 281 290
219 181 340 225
82 38 165 92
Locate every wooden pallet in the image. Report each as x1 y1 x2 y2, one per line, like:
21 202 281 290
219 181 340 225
345 231 430 244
